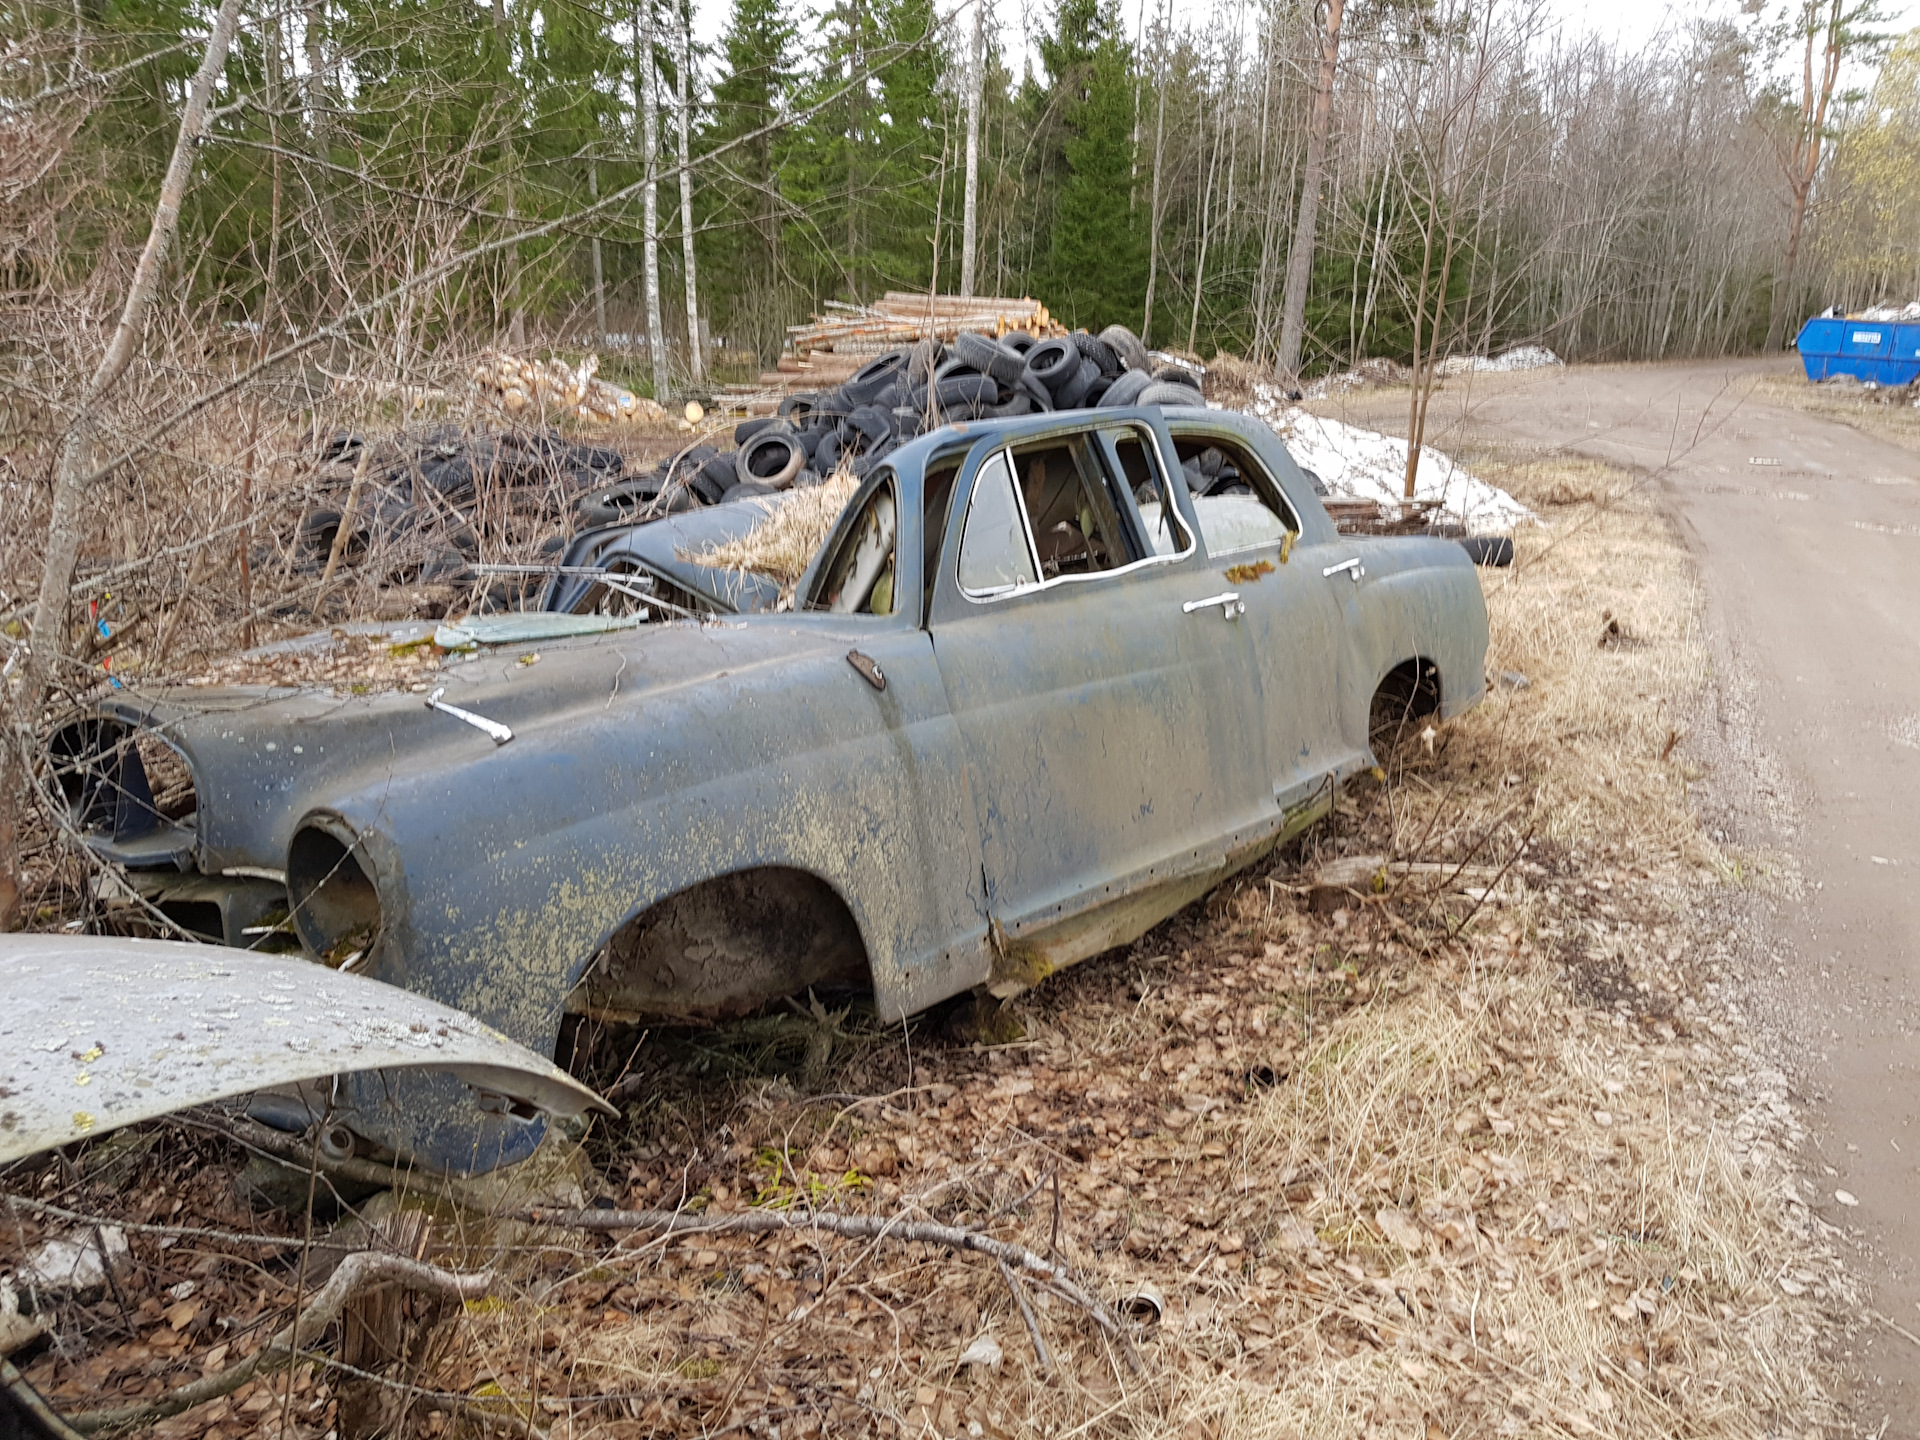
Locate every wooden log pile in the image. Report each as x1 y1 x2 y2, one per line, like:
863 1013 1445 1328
715 293 1066 414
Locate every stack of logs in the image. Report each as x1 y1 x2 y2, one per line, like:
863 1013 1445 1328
717 294 1066 414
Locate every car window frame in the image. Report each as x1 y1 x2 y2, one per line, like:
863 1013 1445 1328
956 449 1044 601
1168 426 1304 559
954 422 1195 608
1092 421 1197 564
800 467 911 620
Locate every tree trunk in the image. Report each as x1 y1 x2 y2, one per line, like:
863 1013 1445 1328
676 1 704 383
1277 0 1344 377
1766 0 1845 351
492 0 524 349
1 0 246 929
959 0 984 297
638 0 666 396
1141 7 1169 344
589 161 607 347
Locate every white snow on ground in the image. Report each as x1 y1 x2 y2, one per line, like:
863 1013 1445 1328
1436 344 1563 375
1247 389 1536 535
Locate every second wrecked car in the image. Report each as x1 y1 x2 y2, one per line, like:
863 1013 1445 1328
52 403 1489 1173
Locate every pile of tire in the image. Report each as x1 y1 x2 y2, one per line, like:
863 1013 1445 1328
584 323 1205 530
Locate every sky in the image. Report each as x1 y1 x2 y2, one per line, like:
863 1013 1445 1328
687 0 1920 89
1558 0 1920 47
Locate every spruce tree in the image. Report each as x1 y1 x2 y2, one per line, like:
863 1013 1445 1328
1038 0 1145 328
702 0 797 356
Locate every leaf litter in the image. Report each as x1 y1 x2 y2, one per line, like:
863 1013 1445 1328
1 455 1852 1439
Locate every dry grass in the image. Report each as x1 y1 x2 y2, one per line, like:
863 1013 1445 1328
1749 370 1920 453
4 455 1847 1439
681 470 862 591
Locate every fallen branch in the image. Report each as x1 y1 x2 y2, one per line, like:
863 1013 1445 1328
521 1204 1139 1370
66 1252 493 1434
998 1259 1053 1375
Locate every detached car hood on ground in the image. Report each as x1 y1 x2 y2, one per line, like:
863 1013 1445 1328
0 933 611 1166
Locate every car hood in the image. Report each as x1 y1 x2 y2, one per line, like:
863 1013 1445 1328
74 614 853 874
0 933 613 1164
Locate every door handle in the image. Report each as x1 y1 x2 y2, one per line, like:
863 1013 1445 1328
1322 557 1365 582
1182 591 1245 619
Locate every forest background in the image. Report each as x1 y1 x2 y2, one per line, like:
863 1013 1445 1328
6 0 1919 398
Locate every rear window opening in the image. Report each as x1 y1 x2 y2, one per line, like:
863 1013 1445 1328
1172 435 1300 556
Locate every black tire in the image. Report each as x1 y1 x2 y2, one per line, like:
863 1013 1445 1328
842 350 911 405
907 337 945 384
1023 338 1079 396
1071 330 1119 376
688 463 732 505
814 431 844 473
574 476 665 528
954 330 1028 386
910 374 999 413
1138 380 1206 407
1099 323 1151 373
1459 535 1514 567
722 480 781 503
1150 365 1201 389
1053 357 1099 409
699 453 739 490
991 393 1034 418
792 468 824 488
735 430 806 488
846 404 894 446
298 507 344 561
1083 374 1113 406
1002 330 1036 354
777 392 822 422
1097 369 1153 407
1018 373 1055 411
734 416 780 445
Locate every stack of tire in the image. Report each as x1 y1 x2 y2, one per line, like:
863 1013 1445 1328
576 323 1206 530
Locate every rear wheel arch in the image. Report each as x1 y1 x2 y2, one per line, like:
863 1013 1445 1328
1369 657 1443 745
562 866 874 1028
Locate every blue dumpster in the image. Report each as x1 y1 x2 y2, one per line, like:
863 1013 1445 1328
1796 314 1920 384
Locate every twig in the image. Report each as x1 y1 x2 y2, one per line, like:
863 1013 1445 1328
519 1204 1140 1371
1872 1308 1920 1353
1447 821 1537 943
66 1251 493 1433
998 1260 1053 1375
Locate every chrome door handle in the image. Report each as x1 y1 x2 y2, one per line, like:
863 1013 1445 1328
1183 591 1245 619
1322 557 1365 582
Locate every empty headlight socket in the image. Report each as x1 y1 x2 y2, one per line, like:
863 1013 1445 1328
286 813 388 969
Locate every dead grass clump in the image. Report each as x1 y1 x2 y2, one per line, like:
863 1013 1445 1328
1449 451 1713 866
682 469 862 589
1204 350 1287 409
1752 370 1920 452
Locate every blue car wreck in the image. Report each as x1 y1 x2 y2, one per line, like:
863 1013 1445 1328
51 402 1489 1175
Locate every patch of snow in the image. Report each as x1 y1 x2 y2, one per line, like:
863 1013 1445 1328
16 1227 129 1294
1255 401 1537 536
1436 345 1563 375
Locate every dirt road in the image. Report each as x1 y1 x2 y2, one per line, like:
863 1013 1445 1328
1329 356 1920 1427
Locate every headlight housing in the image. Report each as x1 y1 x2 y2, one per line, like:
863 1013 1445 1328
287 817 383 968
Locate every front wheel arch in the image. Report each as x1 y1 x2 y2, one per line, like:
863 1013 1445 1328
562 866 873 1028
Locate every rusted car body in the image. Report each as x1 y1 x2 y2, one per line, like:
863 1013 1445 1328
52 404 1488 1174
